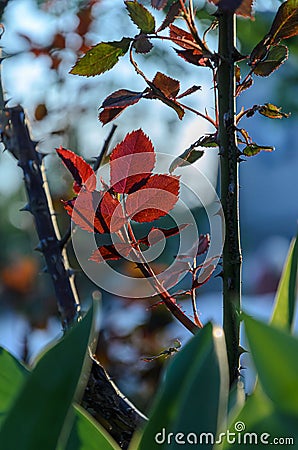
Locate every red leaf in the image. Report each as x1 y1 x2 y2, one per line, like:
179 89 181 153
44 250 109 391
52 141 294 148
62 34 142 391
63 191 105 233
101 89 144 109
125 174 180 223
176 85 201 99
99 107 125 125
90 242 133 262
152 72 180 98
110 129 156 194
56 147 96 193
63 190 125 234
169 24 196 50
138 224 188 246
197 234 210 256
157 1 181 32
175 49 212 68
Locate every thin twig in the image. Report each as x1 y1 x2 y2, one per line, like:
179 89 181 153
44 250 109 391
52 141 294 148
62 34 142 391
93 124 117 172
129 46 217 128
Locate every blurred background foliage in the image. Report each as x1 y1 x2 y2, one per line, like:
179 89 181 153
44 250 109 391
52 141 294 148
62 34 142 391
0 0 297 412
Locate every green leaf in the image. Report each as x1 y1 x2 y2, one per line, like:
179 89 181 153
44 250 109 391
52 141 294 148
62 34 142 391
0 348 29 425
125 1 155 34
253 45 289 77
169 148 204 173
258 103 290 119
269 0 298 44
138 323 229 450
70 38 132 77
0 308 94 450
270 234 298 332
244 314 298 417
65 404 120 450
243 143 274 157
223 383 298 449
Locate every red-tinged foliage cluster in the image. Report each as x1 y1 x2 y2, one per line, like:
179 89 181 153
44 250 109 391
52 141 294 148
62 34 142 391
57 129 181 262
57 128 215 304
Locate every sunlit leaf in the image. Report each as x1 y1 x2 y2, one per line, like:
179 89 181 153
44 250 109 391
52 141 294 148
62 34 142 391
125 1 155 34
253 45 289 77
110 129 155 194
244 314 298 417
152 72 180 98
270 234 298 332
56 147 96 194
125 174 179 222
70 38 132 77
243 143 274 157
269 0 298 44
258 103 290 119
64 191 125 234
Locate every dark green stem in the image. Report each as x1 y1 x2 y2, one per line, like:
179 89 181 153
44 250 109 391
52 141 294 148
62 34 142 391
217 11 242 385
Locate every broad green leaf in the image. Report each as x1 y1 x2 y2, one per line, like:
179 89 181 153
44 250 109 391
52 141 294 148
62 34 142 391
138 323 229 450
269 0 298 44
223 383 298 449
243 143 274 157
169 148 204 173
65 404 120 450
0 307 93 450
270 234 298 332
0 348 29 425
253 45 289 77
70 39 132 77
258 103 290 119
244 315 298 417
125 1 155 34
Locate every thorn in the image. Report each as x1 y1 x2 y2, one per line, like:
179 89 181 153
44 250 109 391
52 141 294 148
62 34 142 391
34 242 44 253
67 268 79 277
19 203 32 213
4 98 12 106
40 152 50 159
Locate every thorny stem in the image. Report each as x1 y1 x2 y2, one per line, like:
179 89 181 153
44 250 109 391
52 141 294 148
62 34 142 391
218 11 242 386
